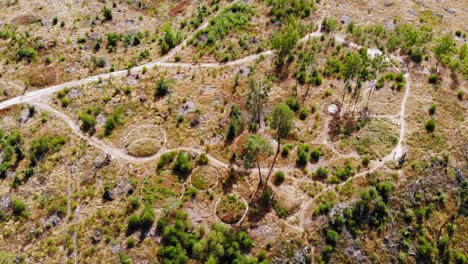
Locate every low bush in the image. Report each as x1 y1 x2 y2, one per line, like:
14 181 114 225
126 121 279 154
155 77 171 97
274 170 285 185
425 119 436 133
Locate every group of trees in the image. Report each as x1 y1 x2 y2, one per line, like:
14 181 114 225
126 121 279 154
341 49 385 114
241 103 294 204
266 0 315 21
0 130 24 178
319 182 393 262
156 210 263 264
190 2 254 54
271 19 299 68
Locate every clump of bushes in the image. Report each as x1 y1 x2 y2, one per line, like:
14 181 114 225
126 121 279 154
156 209 258 263
173 152 193 177
12 198 27 216
127 205 155 232
157 151 177 169
29 135 67 165
104 110 123 136
160 24 180 54
191 2 254 51
17 47 37 63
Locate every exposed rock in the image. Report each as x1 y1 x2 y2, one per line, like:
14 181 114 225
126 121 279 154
110 243 121 254
19 108 31 124
328 104 338 114
0 194 11 213
92 230 102 244
178 101 196 116
445 8 456 14
340 15 351 25
386 20 395 29
172 73 186 81
126 74 139 86
236 66 251 77
44 215 62 228
67 89 81 99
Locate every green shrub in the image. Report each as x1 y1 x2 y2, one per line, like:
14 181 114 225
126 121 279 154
325 229 339 247
315 167 328 179
60 97 71 108
139 206 155 228
281 145 292 157
322 18 337 32
455 252 467 264
157 151 177 168
173 152 193 176
176 115 184 124
310 148 321 162
428 104 436 115
299 107 309 120
266 0 314 21
127 214 140 231
425 119 436 133
197 153 209 165
458 90 464 101
160 24 178 54
274 171 285 185
102 6 113 21
106 33 120 52
17 47 37 62
417 236 434 262
409 46 423 63
428 74 438 84
12 198 26 215
362 156 370 167
127 237 137 248
286 97 300 112
296 149 308 166
104 111 122 136
155 77 171 97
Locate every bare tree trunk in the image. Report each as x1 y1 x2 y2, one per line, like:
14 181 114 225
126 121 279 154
264 138 281 190
250 158 263 204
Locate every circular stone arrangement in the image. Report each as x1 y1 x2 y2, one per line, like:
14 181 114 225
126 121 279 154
215 194 248 225
123 125 165 157
273 185 303 217
190 166 219 191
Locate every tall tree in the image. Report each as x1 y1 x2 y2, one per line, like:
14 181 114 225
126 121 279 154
246 78 271 131
243 135 273 202
264 103 295 186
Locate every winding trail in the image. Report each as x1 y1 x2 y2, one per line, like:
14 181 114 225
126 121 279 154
0 25 411 230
